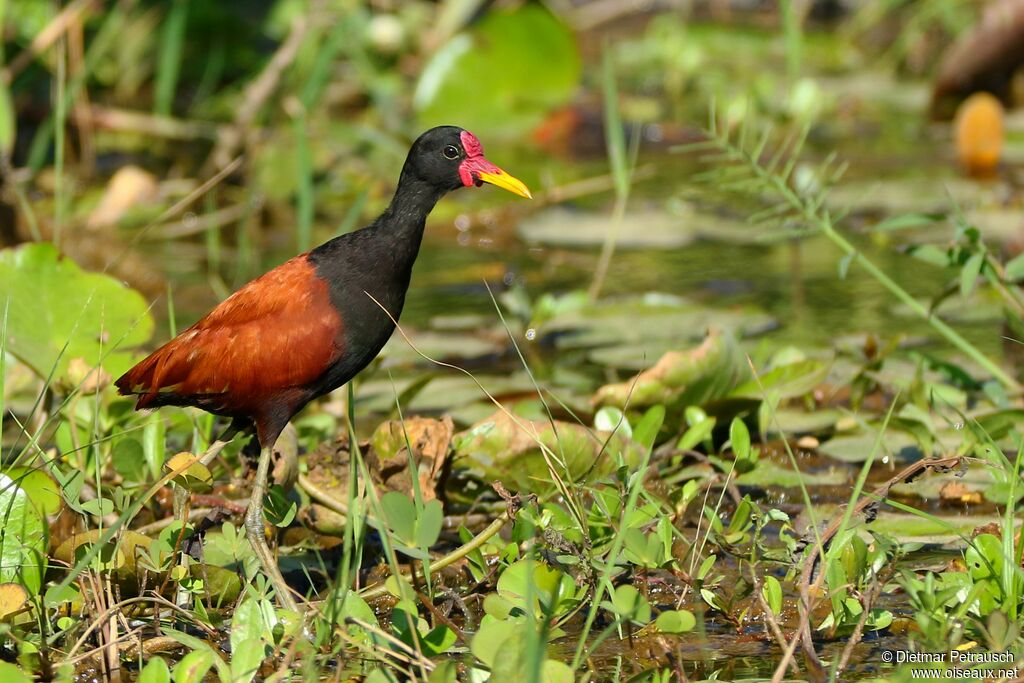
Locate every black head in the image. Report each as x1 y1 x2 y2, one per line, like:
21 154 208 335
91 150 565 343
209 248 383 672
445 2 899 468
401 126 531 198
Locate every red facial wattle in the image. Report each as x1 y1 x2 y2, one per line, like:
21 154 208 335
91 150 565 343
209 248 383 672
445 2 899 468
456 130 532 199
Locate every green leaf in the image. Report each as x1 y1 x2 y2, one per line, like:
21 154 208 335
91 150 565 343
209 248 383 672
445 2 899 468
762 576 783 615
872 213 942 232
262 485 297 528
960 251 985 299
365 669 400 683
0 473 47 594
837 252 854 280
414 4 580 137
605 584 651 625
3 467 61 516
677 415 716 451
112 438 147 482
654 609 696 633
230 597 267 683
1003 252 1024 281
732 358 830 400
0 80 14 157
172 650 214 683
230 640 264 683
594 329 749 409
415 499 443 550
138 657 170 683
729 417 750 460
427 662 457 683
0 662 32 683
633 405 666 453
165 629 231 683
594 406 631 437
0 243 154 380
907 243 950 268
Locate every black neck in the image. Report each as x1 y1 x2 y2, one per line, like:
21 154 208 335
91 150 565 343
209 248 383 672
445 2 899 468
378 168 446 238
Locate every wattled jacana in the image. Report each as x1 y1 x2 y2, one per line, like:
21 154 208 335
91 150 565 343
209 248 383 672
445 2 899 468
116 126 531 610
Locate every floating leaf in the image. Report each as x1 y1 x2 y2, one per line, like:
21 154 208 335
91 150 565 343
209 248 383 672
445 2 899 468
731 358 830 401
519 208 696 248
0 243 153 380
454 410 644 492
593 329 749 410
415 5 580 137
654 609 696 634
817 431 919 463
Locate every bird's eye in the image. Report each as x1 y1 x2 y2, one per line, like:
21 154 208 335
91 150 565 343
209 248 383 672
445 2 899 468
443 145 460 160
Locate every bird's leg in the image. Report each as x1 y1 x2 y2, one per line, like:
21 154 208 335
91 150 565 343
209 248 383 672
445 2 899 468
244 444 299 612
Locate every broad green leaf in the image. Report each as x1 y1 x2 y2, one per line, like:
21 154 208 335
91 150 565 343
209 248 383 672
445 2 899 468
454 410 644 493
164 629 231 683
817 431 918 463
732 358 830 400
165 453 212 492
428 659 458 683
138 657 170 683
3 467 61 515
654 609 696 633
729 417 750 459
0 473 46 595
112 438 147 482
230 597 268 683
172 650 214 683
0 243 154 380
415 5 580 137
230 640 264 683
959 251 985 299
0 662 32 683
594 329 749 409
762 576 783 615
415 499 443 550
594 406 630 436
365 669 400 683
632 405 666 453
1004 252 1024 281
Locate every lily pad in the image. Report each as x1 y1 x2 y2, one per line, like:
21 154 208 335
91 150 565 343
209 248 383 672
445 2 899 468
817 430 920 463
453 410 644 492
415 5 580 137
736 460 847 488
518 207 696 249
0 243 153 380
541 295 776 352
593 329 749 410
